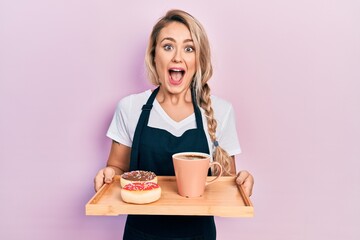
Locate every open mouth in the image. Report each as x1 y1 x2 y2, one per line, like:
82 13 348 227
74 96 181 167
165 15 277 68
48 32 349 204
169 68 185 84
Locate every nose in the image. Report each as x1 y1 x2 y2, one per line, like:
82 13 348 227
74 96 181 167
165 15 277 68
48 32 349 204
172 49 182 63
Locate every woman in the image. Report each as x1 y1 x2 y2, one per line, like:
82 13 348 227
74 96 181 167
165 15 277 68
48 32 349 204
94 9 254 240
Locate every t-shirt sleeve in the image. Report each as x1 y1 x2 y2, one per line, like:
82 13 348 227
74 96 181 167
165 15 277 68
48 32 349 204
106 98 132 147
218 103 242 156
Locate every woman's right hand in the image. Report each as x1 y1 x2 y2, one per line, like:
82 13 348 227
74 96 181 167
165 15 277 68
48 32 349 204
94 141 131 192
94 167 116 192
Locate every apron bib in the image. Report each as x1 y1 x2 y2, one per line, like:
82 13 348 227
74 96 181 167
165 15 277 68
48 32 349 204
124 87 216 240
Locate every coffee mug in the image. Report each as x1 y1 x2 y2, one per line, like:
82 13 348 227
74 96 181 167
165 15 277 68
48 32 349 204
172 152 223 198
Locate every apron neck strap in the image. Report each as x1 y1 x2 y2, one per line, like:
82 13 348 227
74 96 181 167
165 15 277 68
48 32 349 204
191 86 204 130
141 87 204 129
141 86 204 128
142 86 160 111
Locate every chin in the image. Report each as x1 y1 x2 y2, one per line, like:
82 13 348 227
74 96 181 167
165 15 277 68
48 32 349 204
166 82 191 94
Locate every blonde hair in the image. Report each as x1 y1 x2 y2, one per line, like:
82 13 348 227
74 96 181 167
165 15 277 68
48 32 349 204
145 9 233 175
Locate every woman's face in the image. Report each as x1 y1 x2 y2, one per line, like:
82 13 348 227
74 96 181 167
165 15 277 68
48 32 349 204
154 21 196 95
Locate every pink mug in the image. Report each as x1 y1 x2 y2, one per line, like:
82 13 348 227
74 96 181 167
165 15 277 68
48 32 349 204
172 152 223 198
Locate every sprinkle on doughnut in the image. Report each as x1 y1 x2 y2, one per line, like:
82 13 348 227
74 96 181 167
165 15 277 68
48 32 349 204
122 170 156 181
123 182 160 191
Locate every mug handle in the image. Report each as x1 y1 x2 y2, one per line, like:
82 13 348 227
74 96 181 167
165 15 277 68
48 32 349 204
205 162 223 186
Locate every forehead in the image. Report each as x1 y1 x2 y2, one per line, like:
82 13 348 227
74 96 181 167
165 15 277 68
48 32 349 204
157 21 192 42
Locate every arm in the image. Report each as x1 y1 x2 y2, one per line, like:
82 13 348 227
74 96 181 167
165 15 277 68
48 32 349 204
230 156 254 197
213 101 254 196
94 141 131 192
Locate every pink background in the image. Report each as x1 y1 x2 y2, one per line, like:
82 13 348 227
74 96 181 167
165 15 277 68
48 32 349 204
1 1 359 239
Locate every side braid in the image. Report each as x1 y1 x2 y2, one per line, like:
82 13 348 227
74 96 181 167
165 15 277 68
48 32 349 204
200 83 233 175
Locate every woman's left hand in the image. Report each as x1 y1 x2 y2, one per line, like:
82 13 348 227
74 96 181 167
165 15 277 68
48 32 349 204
235 170 254 197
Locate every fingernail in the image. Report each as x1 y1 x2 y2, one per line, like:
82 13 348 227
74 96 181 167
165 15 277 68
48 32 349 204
105 178 111 182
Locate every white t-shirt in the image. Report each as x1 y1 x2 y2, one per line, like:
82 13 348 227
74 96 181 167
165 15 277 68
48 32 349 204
107 90 241 158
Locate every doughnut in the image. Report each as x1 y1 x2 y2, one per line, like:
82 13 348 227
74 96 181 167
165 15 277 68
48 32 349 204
120 170 157 188
120 182 161 204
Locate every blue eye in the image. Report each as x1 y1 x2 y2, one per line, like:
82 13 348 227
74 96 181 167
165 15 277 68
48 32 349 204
164 44 173 51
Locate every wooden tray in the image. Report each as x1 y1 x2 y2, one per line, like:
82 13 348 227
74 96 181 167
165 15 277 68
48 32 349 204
86 175 254 217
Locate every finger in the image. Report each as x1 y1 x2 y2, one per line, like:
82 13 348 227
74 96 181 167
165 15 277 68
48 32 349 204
244 174 254 197
103 167 115 183
236 171 254 197
242 181 253 197
94 176 104 192
94 169 105 192
236 170 249 185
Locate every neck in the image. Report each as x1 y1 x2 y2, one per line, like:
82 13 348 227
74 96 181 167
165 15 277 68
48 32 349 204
155 87 194 122
156 87 192 106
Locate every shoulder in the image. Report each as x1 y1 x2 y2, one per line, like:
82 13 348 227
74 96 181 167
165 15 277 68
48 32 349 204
116 89 152 112
210 95 234 116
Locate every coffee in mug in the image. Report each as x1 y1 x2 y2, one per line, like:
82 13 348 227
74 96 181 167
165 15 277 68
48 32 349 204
172 152 223 198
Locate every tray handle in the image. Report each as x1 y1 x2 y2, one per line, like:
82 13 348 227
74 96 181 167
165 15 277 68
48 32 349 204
237 184 252 207
88 182 112 204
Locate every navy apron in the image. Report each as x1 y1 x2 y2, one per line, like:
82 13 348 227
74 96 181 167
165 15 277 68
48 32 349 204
123 87 216 240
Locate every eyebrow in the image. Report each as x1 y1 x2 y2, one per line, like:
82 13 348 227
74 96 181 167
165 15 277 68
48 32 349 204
160 37 193 44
